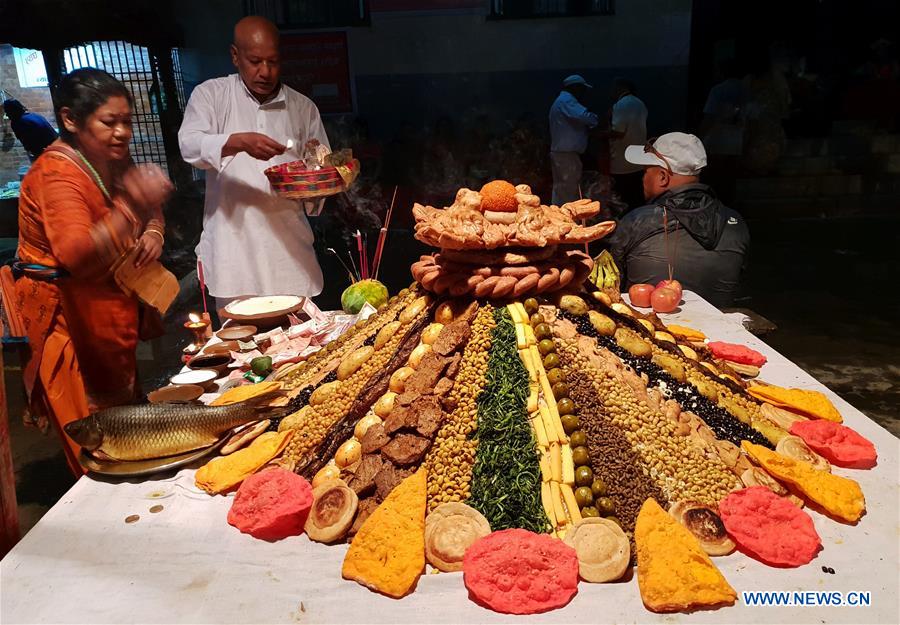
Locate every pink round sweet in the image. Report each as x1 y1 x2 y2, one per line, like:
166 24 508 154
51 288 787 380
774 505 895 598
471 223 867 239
227 468 313 541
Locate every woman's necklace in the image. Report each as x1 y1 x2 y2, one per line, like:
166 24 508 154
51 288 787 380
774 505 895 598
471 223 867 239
74 149 112 202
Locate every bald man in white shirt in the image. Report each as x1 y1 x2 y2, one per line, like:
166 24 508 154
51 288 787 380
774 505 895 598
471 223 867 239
179 16 330 309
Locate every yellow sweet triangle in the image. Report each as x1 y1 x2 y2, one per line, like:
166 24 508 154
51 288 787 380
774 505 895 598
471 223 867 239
194 430 293 494
746 384 842 423
665 324 706 341
742 442 865 523
635 499 736 613
342 468 426 598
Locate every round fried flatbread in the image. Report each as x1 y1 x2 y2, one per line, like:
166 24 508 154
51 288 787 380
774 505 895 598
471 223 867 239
425 503 491 572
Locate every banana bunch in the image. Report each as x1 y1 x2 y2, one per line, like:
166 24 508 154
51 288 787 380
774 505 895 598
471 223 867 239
589 250 621 292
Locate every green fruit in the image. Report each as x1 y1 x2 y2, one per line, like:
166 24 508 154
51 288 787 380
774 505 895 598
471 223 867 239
530 313 544 327
551 382 569 400
547 368 566 384
581 506 600 518
590 478 608 498
250 356 273 376
557 398 575 415
560 414 580 434
568 430 587 448
341 279 389 314
534 323 552 340
575 465 594 487
543 353 560 370
574 486 594 508
605 515 622 527
523 298 539 315
571 446 590 467
538 339 555 356
596 496 616 516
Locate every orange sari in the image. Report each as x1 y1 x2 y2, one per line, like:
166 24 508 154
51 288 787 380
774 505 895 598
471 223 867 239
15 144 149 475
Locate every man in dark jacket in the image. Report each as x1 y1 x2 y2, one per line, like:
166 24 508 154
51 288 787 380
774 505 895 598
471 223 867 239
2 99 58 160
605 132 750 308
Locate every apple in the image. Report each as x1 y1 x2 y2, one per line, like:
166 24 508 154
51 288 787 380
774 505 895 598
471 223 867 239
656 279 683 300
628 283 655 308
651 287 680 313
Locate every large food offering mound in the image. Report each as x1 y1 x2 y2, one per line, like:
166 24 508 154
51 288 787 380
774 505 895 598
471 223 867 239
635 499 736 612
463 528 579 614
227 467 313 540
789 420 877 469
342 469 427 598
742 442 865 522
719 487 820 566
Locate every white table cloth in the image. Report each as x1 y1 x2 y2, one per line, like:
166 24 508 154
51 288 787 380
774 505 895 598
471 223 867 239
3 292 899 624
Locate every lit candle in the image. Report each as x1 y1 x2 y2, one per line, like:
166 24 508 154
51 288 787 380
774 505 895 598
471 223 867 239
184 313 210 347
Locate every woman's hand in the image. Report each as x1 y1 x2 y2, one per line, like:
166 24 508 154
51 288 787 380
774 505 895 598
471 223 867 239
133 231 163 269
122 164 173 218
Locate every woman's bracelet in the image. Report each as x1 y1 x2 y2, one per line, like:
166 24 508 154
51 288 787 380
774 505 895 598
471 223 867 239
143 229 165 245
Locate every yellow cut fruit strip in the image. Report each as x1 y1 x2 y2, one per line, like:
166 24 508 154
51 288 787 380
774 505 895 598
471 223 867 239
541 481 559 528
559 483 583 524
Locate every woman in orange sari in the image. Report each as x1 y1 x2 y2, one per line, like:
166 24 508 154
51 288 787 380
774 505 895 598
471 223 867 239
15 68 173 475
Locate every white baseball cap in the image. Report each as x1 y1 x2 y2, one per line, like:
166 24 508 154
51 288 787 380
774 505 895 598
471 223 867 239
625 132 708 175
562 74 592 88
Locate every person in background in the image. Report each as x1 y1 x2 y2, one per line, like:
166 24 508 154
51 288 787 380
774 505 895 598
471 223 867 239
604 132 749 308
2 98 58 160
178 15 330 310
15 68 172 475
549 74 599 205
699 59 748 205
607 78 648 210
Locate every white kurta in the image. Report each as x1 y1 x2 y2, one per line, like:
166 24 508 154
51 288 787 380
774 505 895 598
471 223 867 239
178 74 330 298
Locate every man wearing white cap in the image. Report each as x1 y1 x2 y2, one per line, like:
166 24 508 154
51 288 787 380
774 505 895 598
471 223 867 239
549 75 599 205
604 132 750 308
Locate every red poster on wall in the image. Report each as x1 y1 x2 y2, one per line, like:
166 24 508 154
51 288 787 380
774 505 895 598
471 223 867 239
280 32 353 115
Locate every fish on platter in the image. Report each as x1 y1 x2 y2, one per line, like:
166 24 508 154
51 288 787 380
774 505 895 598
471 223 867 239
65 402 279 462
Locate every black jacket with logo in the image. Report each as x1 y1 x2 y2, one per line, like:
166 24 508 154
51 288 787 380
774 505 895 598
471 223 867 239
605 183 750 308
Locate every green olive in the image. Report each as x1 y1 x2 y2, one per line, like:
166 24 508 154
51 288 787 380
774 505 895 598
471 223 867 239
546 368 566 385
557 398 575 415
543 353 560 370
590 478 608 498
568 430 587 448
581 506 600 518
551 382 569 400
605 515 622 527
529 313 544 327
537 339 555 356
574 486 594 508
571 446 590 467
596 496 616 516
575 465 594 487
534 323 552 340
561 414 580 434
523 298 539 315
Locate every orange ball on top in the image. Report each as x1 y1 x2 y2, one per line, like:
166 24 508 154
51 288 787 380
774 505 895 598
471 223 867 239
479 180 519 224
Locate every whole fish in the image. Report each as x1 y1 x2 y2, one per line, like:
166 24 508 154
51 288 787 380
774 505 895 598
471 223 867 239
65 402 278 462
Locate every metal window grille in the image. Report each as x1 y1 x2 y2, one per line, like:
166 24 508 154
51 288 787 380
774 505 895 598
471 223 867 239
244 0 368 27
62 41 186 171
491 0 613 17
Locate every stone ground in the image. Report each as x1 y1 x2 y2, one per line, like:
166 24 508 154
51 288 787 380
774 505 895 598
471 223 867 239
5 215 899 538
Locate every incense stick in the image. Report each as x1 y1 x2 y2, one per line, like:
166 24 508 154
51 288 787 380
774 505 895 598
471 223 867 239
327 247 357 283
355 230 367 280
373 185 398 280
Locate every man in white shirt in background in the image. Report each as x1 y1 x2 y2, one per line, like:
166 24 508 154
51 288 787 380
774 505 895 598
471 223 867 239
549 74 599 205
608 78 648 210
179 15 330 310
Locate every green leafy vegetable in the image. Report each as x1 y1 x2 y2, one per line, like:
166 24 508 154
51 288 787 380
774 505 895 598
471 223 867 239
468 308 550 533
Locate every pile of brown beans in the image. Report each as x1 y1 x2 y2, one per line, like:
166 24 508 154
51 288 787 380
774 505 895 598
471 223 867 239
559 347 668 540
559 339 738 507
424 303 495 511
